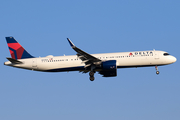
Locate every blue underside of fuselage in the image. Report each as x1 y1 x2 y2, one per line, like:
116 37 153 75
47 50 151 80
43 64 167 72
44 66 85 72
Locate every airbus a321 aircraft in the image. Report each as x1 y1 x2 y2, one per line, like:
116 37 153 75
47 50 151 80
4 37 177 81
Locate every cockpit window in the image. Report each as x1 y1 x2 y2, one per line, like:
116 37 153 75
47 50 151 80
163 53 170 56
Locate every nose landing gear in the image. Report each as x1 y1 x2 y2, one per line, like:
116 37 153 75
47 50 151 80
155 66 160 75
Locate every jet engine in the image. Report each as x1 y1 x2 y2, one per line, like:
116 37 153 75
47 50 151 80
99 60 117 77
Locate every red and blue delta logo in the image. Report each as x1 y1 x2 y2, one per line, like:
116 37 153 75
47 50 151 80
129 53 133 56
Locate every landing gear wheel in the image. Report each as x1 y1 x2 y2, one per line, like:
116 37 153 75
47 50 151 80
156 71 160 75
155 66 160 75
90 77 95 81
89 71 94 77
89 71 95 81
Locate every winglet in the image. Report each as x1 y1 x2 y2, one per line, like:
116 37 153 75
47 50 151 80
67 38 75 48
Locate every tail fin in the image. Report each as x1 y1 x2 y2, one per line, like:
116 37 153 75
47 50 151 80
6 37 34 59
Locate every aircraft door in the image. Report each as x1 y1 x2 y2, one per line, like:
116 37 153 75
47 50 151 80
32 59 37 68
154 51 159 60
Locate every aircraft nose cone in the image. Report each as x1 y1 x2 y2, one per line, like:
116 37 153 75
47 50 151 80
172 56 177 63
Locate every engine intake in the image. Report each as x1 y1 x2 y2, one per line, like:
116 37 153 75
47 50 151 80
99 60 117 77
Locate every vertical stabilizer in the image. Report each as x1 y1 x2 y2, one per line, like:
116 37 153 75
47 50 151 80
6 37 34 59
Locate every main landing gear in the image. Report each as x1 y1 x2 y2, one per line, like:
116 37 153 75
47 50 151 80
155 66 160 75
89 71 95 81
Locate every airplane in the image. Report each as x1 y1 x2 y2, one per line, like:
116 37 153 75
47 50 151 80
4 37 177 81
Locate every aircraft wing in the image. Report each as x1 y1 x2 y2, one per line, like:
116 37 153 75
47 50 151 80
67 38 101 67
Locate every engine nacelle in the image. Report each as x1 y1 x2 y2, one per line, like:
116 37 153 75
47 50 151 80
100 60 117 77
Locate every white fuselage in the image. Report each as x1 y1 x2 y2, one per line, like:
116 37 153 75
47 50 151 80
4 50 177 72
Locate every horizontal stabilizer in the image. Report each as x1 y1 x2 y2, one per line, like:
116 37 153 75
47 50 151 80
6 57 23 64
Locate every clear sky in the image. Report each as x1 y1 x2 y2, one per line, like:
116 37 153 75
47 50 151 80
0 0 180 120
